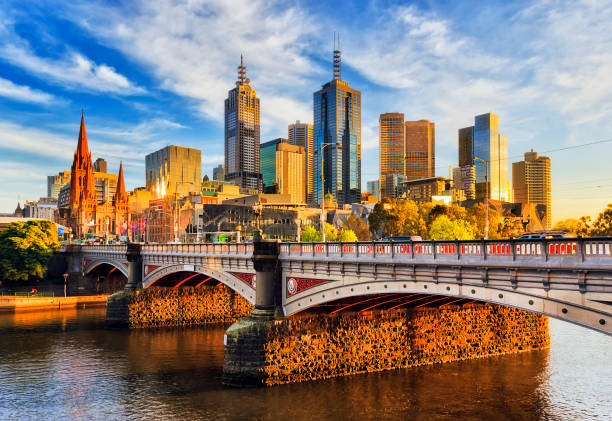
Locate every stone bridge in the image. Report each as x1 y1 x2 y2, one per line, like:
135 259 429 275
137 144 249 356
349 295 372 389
64 237 612 335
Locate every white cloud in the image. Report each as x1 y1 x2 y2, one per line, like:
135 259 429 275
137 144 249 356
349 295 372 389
0 77 57 104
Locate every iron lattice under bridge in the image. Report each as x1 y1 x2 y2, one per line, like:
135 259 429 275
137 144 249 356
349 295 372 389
69 237 612 335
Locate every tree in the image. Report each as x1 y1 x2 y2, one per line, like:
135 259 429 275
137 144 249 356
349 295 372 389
591 204 612 236
390 199 428 238
466 203 502 239
0 220 59 282
553 218 590 236
428 215 475 240
368 197 395 238
499 217 524 238
325 223 339 242
300 225 321 242
344 213 371 241
340 229 358 242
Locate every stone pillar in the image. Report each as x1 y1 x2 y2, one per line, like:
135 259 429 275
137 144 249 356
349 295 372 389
222 240 282 386
106 243 142 326
251 240 281 319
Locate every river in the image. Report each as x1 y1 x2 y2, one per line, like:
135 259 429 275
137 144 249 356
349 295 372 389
0 307 610 420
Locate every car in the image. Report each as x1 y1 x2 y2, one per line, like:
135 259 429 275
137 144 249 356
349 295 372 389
517 233 567 239
382 235 423 242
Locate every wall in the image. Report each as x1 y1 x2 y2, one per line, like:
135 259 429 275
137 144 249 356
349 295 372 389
225 303 549 386
128 286 253 328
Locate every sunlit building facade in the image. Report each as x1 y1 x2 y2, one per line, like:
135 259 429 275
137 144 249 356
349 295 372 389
288 120 314 204
260 138 306 204
512 150 551 229
404 120 435 181
313 45 361 206
145 145 202 198
224 56 262 192
379 113 405 199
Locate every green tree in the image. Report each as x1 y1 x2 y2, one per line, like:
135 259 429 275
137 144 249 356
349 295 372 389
428 215 475 240
300 225 321 242
368 197 395 238
390 199 428 238
340 229 358 242
466 202 502 239
0 220 59 282
325 223 339 242
591 204 612 236
553 218 590 236
344 213 371 241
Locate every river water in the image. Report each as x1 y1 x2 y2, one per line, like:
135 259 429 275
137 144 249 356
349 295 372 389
0 308 610 420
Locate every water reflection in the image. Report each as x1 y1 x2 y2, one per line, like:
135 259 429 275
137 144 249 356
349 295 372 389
0 309 609 420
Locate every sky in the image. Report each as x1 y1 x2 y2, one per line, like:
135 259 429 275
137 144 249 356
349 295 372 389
0 0 611 223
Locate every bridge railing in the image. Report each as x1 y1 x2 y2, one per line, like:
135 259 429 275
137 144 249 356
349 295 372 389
140 243 254 256
280 237 612 265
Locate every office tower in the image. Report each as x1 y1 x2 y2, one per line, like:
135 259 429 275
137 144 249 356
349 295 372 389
224 55 262 192
379 113 405 199
47 171 71 199
367 180 380 201
404 120 435 180
288 120 314 204
213 164 225 182
512 150 551 228
145 145 202 198
313 41 361 206
94 158 107 173
452 165 476 201
458 113 509 201
260 138 306 203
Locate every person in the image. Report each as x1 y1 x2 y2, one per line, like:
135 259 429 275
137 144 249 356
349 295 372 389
30 288 38 296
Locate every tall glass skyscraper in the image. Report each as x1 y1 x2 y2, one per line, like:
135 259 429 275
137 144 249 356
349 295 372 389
459 113 509 201
224 56 262 192
313 44 361 206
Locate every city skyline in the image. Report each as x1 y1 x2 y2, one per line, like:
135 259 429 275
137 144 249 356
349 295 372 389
1 1 611 222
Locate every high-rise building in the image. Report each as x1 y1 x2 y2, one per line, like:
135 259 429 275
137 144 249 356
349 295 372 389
404 120 435 181
313 42 361 206
224 56 262 192
145 145 202 198
47 171 71 199
379 113 405 199
93 158 107 173
512 150 551 229
451 165 476 201
367 180 380 201
458 113 509 201
288 120 314 204
213 164 225 182
260 138 306 203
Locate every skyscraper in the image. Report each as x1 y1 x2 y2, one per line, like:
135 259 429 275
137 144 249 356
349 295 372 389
260 138 306 203
288 120 314 204
213 164 225 182
404 120 435 181
313 41 361 206
379 113 405 199
512 150 551 229
458 113 509 201
224 56 262 192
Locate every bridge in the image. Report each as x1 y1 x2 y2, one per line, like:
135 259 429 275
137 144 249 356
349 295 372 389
64 237 612 335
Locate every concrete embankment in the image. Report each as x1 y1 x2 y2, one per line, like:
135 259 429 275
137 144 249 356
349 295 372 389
0 295 108 311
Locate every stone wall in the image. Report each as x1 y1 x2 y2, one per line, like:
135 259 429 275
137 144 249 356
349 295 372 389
224 303 549 386
127 286 253 328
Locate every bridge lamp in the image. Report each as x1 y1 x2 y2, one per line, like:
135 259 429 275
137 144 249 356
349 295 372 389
62 273 68 298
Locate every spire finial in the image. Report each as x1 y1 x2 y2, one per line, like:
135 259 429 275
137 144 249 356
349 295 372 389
333 33 341 80
237 55 248 86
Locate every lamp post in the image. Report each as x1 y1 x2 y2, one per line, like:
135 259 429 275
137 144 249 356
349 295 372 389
319 142 337 243
473 156 489 240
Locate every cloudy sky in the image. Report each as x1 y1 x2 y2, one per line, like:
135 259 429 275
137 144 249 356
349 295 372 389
0 0 611 222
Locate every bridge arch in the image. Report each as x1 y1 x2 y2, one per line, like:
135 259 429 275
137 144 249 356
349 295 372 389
283 279 611 336
84 259 128 279
143 264 256 305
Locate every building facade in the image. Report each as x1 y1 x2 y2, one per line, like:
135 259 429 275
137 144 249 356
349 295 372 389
224 56 262 192
23 198 58 222
401 177 450 202
459 113 509 201
59 114 129 238
261 138 306 204
404 120 435 181
47 171 71 199
313 45 361 207
452 165 476 201
94 158 107 173
366 180 380 201
145 145 202 198
379 113 405 199
512 150 551 229
213 164 225 182
288 120 314 204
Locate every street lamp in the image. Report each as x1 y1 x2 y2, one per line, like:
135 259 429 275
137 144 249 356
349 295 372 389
320 142 338 243
473 156 489 240
62 273 68 297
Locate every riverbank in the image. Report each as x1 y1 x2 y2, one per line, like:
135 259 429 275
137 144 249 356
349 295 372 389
0 295 108 311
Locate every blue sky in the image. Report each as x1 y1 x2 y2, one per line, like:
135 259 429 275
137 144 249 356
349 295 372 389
0 0 611 222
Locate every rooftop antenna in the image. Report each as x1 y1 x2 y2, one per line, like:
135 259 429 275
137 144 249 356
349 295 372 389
237 54 248 86
333 32 341 80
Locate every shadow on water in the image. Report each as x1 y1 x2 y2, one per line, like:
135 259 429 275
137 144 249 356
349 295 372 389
0 310 610 420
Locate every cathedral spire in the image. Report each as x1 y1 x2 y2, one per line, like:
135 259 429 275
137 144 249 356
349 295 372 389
76 112 89 162
114 161 127 204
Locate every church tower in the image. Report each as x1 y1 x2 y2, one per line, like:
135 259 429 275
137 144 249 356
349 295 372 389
69 113 97 236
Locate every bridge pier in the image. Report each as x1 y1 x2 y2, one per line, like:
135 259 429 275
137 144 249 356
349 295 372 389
106 243 142 326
